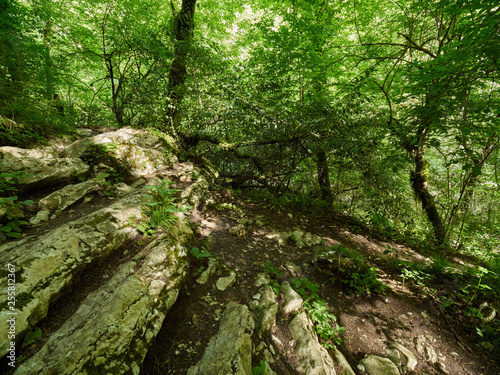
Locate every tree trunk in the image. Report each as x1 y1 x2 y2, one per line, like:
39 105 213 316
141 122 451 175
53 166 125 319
409 148 446 245
316 150 333 205
166 0 197 133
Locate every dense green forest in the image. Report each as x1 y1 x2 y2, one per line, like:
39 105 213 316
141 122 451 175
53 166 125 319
0 1 498 253
2 0 498 252
1 0 500 367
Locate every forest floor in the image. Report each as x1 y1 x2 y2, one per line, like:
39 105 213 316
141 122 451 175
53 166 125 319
140 188 500 375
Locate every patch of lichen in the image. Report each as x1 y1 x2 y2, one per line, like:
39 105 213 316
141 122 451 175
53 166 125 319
0 291 35 311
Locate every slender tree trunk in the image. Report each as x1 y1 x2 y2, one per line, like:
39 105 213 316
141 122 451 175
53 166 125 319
316 150 333 205
166 0 197 133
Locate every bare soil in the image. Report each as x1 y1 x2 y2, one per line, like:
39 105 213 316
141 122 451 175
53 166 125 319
140 189 500 375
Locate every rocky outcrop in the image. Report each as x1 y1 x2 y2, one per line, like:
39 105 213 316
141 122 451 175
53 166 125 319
188 302 255 375
14 234 190 375
0 127 208 370
61 127 176 178
0 149 89 192
37 178 100 213
266 229 322 248
0 190 148 357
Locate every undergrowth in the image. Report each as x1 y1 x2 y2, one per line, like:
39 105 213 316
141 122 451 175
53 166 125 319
0 168 35 241
292 277 345 348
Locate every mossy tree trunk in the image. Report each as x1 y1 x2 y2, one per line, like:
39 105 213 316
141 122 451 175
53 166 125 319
403 99 446 246
166 0 197 134
409 147 446 245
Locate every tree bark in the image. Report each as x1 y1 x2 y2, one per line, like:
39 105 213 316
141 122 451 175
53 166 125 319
408 148 446 245
166 0 197 133
316 150 333 204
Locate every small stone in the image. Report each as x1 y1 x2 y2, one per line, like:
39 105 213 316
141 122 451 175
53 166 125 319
253 293 261 300
389 342 418 371
196 258 217 284
425 345 438 363
436 361 448 374
216 271 236 291
271 335 282 347
228 224 246 237
249 300 259 310
255 272 271 287
281 281 303 314
255 342 266 353
29 210 50 225
358 354 400 375
414 335 426 354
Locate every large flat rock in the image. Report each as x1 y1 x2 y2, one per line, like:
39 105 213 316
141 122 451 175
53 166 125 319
14 233 190 375
0 190 149 357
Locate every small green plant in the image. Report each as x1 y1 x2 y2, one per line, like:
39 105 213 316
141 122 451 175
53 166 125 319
462 266 495 311
332 245 386 296
0 169 35 241
292 277 345 347
191 246 212 260
263 261 282 278
252 360 268 375
22 327 42 347
136 180 188 236
97 170 123 197
263 261 282 295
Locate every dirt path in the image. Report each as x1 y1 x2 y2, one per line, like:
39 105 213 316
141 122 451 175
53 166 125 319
141 190 499 375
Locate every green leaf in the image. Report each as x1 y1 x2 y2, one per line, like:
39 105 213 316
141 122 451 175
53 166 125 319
19 200 35 205
22 327 42 347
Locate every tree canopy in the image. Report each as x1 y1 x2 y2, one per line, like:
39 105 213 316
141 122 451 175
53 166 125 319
1 0 499 252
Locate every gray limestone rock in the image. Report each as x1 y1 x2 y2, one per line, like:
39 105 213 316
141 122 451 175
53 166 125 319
62 128 176 178
0 146 58 159
281 281 303 314
196 258 218 284
358 354 400 375
29 209 50 225
266 231 290 246
14 235 189 375
179 175 208 206
258 286 279 331
188 302 255 375
255 272 271 287
0 153 89 193
288 312 337 375
389 342 418 371
0 190 150 357
38 178 100 212
216 270 236 291
331 346 356 375
229 223 247 237
425 345 438 363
